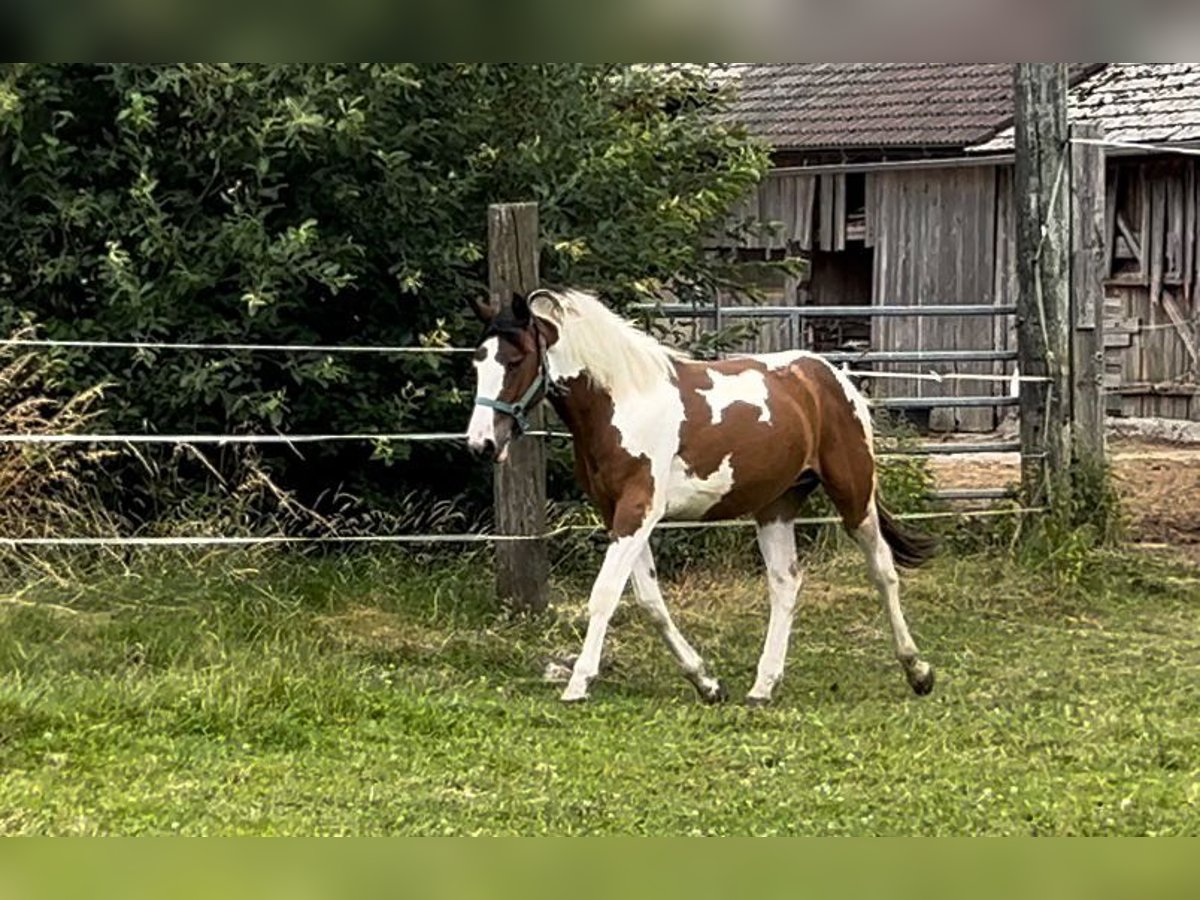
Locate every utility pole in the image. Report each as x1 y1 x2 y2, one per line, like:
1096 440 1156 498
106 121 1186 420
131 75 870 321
1013 64 1072 508
1069 121 1108 466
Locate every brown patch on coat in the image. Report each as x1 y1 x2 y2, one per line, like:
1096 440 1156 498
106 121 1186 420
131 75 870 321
549 376 654 539
673 355 875 529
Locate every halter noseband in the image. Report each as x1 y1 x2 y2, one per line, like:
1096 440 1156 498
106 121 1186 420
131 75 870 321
474 332 551 436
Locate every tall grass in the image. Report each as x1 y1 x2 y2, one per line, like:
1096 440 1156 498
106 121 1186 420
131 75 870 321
0 337 114 542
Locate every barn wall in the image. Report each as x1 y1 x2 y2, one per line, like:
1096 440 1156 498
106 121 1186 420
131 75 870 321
715 171 818 250
713 152 1200 427
1103 158 1200 421
869 165 1005 432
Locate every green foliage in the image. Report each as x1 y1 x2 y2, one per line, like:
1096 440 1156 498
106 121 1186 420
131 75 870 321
1011 461 1125 588
872 412 936 514
0 64 768 513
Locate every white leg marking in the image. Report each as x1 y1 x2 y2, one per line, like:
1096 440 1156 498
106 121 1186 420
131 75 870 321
747 518 802 703
561 527 653 702
853 504 932 689
629 545 723 701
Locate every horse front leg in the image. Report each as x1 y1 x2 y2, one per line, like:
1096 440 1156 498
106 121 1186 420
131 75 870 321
561 505 659 703
630 545 726 704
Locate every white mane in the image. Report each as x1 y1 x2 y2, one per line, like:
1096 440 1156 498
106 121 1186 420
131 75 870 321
530 289 685 395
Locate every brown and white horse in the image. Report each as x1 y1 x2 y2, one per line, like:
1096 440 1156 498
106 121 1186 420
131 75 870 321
466 288 937 705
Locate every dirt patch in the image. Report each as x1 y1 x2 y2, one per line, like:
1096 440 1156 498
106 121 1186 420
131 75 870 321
1109 442 1200 557
924 437 1200 562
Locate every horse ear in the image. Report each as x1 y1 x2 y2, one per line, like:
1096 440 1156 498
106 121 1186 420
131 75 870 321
468 292 499 323
527 289 564 323
510 290 531 324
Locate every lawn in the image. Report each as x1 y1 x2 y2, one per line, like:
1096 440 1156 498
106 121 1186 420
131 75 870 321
0 542 1196 835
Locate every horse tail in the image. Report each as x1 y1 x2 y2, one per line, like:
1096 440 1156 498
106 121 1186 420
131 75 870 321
875 500 938 569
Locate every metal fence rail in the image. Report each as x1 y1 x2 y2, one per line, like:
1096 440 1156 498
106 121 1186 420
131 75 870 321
636 303 1016 318
636 298 1028 507
2 293 1033 547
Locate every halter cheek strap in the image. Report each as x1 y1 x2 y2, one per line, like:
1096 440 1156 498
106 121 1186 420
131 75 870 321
474 334 552 436
474 370 545 436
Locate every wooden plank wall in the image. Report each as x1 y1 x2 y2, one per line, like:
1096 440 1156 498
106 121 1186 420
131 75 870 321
711 155 1200 427
869 165 1003 431
711 172 821 353
717 172 817 250
1104 158 1200 421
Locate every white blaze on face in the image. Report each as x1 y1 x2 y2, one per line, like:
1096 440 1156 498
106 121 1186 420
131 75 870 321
466 337 504 453
699 369 772 424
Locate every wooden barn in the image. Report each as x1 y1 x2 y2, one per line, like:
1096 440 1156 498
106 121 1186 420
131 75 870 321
717 63 1200 429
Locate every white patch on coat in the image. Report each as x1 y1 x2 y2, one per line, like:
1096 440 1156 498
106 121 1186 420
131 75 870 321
755 350 807 370
664 454 736 520
524 289 690 520
734 349 872 440
466 337 502 452
698 368 771 424
609 382 686 483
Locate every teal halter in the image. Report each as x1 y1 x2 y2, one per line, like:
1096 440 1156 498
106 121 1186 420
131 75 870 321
474 335 550 436
474 369 546 435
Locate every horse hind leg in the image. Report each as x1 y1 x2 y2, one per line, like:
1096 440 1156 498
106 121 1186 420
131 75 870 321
818 452 935 697
851 501 936 696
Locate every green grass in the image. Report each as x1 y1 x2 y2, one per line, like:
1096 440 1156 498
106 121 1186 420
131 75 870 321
0 543 1197 835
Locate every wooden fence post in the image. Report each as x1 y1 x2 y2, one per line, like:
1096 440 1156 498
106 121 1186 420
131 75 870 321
1070 123 1108 465
1014 64 1072 508
488 202 549 614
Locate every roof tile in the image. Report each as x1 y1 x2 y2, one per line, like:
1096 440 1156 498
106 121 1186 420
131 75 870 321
727 64 1019 150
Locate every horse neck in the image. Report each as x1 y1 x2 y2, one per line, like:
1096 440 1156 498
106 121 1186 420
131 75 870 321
547 371 662 453
547 375 607 445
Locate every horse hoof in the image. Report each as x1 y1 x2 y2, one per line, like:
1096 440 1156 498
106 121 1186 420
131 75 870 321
698 680 728 705
744 694 772 709
908 662 936 696
560 681 590 703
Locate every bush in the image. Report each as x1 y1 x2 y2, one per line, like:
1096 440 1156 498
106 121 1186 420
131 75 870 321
0 64 768 518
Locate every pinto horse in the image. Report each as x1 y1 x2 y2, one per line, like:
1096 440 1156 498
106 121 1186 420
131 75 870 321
466 288 936 705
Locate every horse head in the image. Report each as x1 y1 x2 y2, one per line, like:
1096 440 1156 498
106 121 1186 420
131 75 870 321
465 290 558 462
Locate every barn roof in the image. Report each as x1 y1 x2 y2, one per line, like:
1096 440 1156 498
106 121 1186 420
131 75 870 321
974 63 1200 152
727 64 1023 151
727 64 1112 153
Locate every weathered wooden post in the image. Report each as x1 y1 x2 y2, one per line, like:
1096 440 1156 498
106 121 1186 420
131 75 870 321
1014 64 1072 507
488 202 549 614
1070 122 1108 464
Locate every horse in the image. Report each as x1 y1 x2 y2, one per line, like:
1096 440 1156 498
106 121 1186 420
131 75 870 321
466 287 937 705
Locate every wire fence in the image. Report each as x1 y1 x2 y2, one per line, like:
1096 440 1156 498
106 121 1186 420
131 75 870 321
2 321 1034 548
0 506 1045 549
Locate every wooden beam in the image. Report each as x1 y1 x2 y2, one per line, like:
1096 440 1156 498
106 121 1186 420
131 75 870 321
1070 122 1108 464
1161 291 1200 367
488 203 549 615
1014 64 1072 506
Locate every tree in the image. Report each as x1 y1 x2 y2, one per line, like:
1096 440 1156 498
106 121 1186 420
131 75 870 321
0 64 768 514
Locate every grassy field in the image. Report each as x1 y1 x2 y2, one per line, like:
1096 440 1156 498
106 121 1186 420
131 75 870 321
0 540 1197 835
